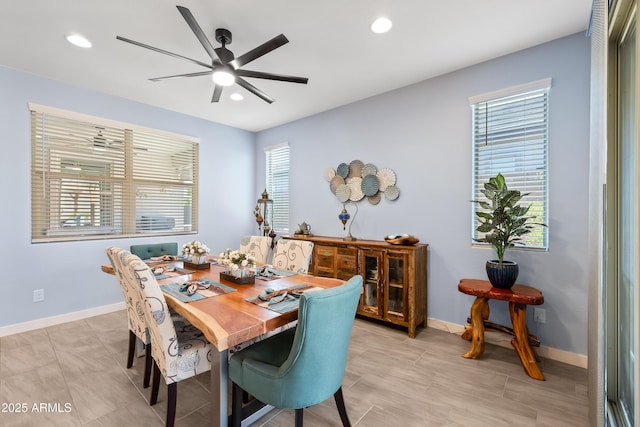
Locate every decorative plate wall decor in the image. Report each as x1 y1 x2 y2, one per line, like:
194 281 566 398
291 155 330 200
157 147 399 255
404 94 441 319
326 160 399 204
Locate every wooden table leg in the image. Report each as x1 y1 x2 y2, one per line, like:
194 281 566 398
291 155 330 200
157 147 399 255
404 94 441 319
462 297 489 359
509 302 545 380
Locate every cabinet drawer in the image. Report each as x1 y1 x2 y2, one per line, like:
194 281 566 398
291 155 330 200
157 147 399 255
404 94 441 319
336 256 357 275
314 246 336 270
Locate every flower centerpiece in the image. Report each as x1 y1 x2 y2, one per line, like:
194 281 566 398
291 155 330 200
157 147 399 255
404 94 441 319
182 240 210 265
218 248 256 279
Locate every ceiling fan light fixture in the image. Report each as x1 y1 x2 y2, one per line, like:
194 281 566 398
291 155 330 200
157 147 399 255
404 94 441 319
66 33 92 48
371 17 392 34
212 69 235 87
230 93 244 101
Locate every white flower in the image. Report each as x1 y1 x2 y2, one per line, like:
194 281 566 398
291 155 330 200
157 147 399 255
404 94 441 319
183 240 210 256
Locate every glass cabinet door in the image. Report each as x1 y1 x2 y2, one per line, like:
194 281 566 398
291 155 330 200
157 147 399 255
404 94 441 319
359 250 382 316
385 252 408 319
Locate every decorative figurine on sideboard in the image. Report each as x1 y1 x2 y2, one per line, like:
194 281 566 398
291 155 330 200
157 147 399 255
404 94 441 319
255 189 277 248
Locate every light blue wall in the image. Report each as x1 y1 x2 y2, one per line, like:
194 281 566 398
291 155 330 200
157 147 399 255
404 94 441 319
1 32 591 356
255 33 591 355
0 66 256 327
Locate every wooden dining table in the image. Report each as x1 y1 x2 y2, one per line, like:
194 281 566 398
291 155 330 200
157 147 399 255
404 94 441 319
102 260 344 427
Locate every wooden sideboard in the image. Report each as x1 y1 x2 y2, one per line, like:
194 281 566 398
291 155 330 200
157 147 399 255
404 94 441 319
287 235 428 337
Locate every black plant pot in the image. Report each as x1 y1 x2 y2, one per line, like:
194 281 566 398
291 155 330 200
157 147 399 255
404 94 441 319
485 260 519 289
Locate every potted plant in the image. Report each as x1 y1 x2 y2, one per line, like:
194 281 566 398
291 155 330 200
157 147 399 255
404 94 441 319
472 173 546 289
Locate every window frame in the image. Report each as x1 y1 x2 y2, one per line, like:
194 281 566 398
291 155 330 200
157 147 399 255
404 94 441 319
470 79 551 250
264 142 290 235
30 103 199 243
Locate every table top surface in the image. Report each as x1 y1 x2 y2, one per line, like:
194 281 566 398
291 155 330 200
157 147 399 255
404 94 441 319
102 262 345 351
458 278 544 305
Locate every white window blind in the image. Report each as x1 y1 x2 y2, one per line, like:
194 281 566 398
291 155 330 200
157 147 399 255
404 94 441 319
471 80 550 249
265 143 290 234
31 104 198 242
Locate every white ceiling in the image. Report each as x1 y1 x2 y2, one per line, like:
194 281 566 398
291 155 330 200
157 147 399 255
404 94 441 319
1 1 591 132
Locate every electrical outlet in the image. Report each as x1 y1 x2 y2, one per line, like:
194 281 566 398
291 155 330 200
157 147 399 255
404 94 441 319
533 307 546 323
33 289 45 303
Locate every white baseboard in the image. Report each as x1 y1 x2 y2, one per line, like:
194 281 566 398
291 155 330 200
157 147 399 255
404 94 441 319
427 318 588 369
0 302 125 338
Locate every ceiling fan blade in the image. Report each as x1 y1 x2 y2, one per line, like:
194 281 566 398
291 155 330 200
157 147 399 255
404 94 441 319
236 77 274 104
236 69 308 84
149 71 213 82
176 6 218 61
116 36 212 69
231 34 289 69
211 85 223 103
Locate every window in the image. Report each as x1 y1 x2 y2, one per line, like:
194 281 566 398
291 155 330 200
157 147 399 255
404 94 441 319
470 79 550 249
265 143 290 234
30 104 198 242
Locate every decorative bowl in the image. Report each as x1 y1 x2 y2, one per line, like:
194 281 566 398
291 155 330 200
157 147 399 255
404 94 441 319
384 235 419 245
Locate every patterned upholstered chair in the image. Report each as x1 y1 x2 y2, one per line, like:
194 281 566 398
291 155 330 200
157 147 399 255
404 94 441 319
124 253 212 427
239 235 272 264
272 239 314 274
105 246 153 388
130 242 178 260
229 275 363 427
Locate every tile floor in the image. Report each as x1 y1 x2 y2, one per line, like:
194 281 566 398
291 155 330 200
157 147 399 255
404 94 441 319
0 311 588 426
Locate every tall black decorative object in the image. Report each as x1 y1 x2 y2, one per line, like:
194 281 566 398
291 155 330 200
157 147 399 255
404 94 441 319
255 189 276 248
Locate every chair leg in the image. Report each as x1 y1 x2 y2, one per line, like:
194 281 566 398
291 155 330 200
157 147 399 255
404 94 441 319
166 383 177 427
231 382 244 427
150 362 160 406
295 408 304 427
334 387 351 427
127 330 136 368
143 344 152 388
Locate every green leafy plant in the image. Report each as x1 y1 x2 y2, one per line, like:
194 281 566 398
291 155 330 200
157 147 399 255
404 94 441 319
472 173 546 264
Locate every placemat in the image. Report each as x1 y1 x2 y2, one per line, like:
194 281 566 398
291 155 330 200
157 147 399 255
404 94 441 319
161 279 236 303
152 265 195 279
245 284 320 314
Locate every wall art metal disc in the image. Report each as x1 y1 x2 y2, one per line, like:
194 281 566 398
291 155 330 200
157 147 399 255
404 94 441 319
377 168 397 191
336 184 351 202
361 174 380 196
324 167 336 182
348 160 364 178
347 177 364 201
361 163 377 177
336 162 350 179
384 185 400 201
368 192 381 205
330 175 345 194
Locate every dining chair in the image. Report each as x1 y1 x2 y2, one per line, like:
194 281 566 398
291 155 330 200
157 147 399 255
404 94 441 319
239 235 272 264
229 275 363 427
130 242 178 260
124 253 212 427
272 239 314 274
105 246 153 388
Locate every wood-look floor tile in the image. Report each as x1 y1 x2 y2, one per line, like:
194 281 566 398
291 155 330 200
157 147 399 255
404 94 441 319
0 313 590 427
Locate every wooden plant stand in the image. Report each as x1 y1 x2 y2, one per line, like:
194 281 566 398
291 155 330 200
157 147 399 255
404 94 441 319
458 278 545 381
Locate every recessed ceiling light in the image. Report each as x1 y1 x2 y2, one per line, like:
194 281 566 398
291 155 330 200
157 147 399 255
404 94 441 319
230 93 244 101
371 17 392 34
66 34 92 48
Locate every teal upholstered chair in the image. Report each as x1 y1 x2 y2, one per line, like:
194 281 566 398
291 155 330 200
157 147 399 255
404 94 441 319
130 242 178 260
124 253 212 427
229 275 363 427
105 246 154 388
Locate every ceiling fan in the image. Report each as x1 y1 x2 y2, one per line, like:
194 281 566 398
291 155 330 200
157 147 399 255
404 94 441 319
116 5 308 104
